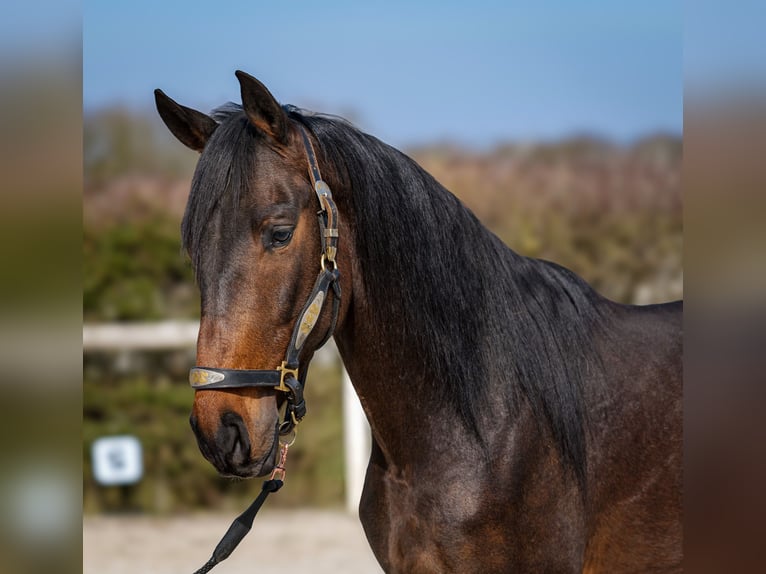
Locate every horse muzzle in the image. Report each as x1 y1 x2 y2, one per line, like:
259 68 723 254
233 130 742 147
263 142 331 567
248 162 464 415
190 411 279 478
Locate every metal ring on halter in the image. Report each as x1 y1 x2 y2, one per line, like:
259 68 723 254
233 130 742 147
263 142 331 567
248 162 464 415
278 408 301 437
279 427 297 448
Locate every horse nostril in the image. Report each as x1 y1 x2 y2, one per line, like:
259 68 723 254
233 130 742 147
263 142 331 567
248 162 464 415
219 412 251 466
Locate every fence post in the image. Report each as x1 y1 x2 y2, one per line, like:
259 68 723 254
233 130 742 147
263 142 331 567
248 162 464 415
342 367 370 514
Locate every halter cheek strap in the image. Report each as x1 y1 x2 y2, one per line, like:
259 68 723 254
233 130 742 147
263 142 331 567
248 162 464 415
188 124 341 435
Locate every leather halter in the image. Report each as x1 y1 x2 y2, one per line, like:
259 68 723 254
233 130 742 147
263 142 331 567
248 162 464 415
188 124 341 435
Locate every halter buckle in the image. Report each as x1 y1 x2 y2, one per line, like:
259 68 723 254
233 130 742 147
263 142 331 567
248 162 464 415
320 252 337 271
275 361 299 393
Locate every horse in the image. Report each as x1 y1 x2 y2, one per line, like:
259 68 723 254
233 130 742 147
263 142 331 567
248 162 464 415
154 71 682 573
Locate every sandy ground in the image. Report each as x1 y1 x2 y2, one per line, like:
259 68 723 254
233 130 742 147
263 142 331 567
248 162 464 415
83 510 383 574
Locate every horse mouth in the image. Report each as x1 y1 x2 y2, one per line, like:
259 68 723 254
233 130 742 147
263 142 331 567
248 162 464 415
191 412 280 479
219 425 280 479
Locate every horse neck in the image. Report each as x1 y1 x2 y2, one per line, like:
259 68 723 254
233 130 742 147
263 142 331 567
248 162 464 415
327 146 496 468
320 134 603 484
333 301 481 469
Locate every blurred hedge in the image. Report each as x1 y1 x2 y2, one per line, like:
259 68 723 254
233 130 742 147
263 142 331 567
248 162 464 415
83 216 198 321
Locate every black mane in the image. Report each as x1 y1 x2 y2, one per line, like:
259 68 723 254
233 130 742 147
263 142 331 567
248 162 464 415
185 103 608 489
289 108 609 490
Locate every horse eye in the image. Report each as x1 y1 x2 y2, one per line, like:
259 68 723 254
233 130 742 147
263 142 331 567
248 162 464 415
271 228 293 247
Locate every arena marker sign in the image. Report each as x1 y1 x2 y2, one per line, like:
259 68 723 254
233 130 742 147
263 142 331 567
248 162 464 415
91 435 143 486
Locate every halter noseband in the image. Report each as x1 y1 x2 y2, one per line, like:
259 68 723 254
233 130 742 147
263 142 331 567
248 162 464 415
188 124 341 435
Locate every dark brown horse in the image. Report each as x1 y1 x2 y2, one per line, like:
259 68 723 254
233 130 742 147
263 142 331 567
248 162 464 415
155 71 682 573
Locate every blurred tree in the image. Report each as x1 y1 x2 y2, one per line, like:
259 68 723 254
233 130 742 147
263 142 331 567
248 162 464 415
84 107 198 186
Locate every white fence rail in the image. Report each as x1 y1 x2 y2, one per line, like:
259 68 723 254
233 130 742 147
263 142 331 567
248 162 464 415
83 320 199 350
83 321 370 513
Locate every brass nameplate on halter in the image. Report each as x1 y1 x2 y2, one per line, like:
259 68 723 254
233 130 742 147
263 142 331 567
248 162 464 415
295 291 325 350
189 368 225 387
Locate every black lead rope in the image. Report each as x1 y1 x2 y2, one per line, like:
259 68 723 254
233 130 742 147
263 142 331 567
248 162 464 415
191 443 290 573
191 479 283 574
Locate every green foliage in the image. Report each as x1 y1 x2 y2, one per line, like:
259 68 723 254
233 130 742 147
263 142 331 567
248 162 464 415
84 216 198 321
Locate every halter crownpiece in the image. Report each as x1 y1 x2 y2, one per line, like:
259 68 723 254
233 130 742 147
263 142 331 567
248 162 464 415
189 123 341 435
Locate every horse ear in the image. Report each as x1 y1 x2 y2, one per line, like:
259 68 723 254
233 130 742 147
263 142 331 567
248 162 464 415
154 89 218 152
235 70 288 144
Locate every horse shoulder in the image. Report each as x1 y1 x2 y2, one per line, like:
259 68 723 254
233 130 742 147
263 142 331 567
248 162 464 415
583 300 683 572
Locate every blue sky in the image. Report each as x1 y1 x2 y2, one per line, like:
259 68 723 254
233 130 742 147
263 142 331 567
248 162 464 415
84 1 681 148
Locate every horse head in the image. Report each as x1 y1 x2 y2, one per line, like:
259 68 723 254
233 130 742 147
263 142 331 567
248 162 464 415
155 71 348 478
